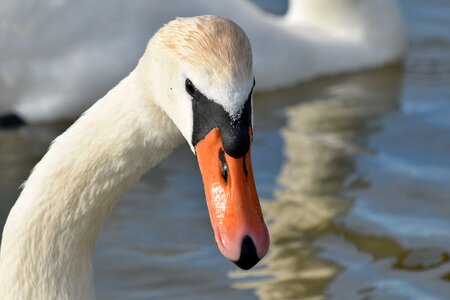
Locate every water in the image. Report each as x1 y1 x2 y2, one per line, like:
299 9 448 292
1 0 450 299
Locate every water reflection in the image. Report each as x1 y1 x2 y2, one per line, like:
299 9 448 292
231 66 403 299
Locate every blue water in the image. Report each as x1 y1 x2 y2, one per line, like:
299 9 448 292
0 0 449 299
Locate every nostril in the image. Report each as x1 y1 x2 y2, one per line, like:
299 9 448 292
219 150 228 184
243 157 248 178
233 235 260 270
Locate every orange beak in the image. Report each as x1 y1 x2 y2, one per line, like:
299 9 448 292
195 128 269 270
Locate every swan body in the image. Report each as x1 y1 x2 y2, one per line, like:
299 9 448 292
0 16 269 299
0 0 405 123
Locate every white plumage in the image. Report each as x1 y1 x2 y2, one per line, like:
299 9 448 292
0 16 259 299
0 0 405 123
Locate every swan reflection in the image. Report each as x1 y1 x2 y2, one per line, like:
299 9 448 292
230 66 402 299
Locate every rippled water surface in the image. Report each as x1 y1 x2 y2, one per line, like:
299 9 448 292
1 0 450 299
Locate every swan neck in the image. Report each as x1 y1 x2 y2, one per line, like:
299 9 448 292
0 70 182 299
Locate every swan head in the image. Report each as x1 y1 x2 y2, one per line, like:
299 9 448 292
140 16 269 269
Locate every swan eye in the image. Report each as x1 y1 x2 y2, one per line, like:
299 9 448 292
185 78 196 96
219 150 229 184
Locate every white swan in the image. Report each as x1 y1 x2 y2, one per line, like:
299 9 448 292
0 0 405 124
0 16 270 299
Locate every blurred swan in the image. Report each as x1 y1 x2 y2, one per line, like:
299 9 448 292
0 16 270 299
0 0 405 123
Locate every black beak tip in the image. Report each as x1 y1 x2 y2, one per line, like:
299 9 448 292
233 235 260 270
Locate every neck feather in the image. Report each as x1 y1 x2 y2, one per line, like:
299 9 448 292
0 69 182 299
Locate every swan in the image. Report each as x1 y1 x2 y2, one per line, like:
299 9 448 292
0 0 405 124
0 16 270 299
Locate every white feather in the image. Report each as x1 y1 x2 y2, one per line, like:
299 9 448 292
0 67 184 298
0 0 405 122
0 15 257 299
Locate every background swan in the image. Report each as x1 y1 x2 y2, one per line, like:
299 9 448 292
0 0 405 123
0 16 269 299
